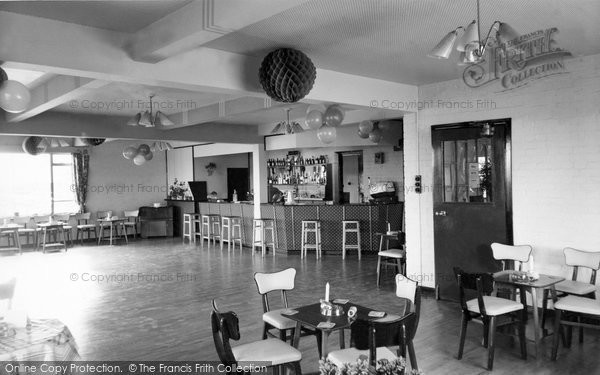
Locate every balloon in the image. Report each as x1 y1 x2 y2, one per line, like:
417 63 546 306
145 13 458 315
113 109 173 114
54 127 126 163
305 110 323 130
377 120 392 131
317 125 337 144
306 103 326 115
144 151 153 161
0 80 31 113
133 154 146 166
358 120 374 134
123 146 138 160
369 129 382 143
323 105 344 127
358 129 370 139
137 144 151 156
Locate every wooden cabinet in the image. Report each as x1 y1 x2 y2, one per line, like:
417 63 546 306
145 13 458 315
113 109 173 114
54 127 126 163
139 206 174 238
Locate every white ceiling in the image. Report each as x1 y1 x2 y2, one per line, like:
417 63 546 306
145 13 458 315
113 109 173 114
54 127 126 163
1 0 599 136
205 0 600 85
0 1 192 33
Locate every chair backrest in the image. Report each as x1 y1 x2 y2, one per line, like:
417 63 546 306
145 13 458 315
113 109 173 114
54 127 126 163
350 312 417 367
210 300 239 366
395 274 421 336
254 268 296 312
454 267 494 316
564 247 600 283
0 278 16 310
12 216 31 226
491 243 532 271
97 211 112 220
124 210 139 221
52 214 70 223
75 212 92 224
32 215 50 224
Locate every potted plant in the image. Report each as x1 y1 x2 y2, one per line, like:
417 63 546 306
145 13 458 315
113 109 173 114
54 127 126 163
319 358 421 375
205 162 216 176
169 178 188 200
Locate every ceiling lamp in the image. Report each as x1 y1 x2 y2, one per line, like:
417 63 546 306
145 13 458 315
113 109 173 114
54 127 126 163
271 108 304 135
428 0 519 64
127 95 175 127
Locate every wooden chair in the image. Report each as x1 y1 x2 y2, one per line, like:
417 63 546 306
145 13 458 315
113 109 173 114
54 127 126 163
491 243 532 272
544 247 600 343
551 295 600 360
327 275 421 371
0 278 17 311
123 210 139 239
96 211 113 243
75 213 97 244
454 267 527 371
52 213 74 246
253 268 324 355
32 215 50 249
211 299 302 375
14 216 36 247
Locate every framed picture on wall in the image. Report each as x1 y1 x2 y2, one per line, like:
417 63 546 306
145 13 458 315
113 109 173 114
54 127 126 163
374 152 384 164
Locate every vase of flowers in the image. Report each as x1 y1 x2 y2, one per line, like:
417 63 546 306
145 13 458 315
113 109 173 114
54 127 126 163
319 358 421 375
169 178 189 200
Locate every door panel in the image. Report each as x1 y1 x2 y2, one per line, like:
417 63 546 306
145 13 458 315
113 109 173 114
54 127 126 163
433 120 512 301
227 168 249 202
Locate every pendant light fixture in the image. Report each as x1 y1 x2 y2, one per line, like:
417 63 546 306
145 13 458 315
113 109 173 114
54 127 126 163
271 108 304 135
428 0 519 64
127 94 175 127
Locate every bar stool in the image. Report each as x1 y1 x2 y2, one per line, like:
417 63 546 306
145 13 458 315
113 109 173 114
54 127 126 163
342 220 361 259
231 217 244 250
252 219 276 257
220 216 239 250
201 214 221 247
191 214 203 243
183 213 193 243
301 220 322 259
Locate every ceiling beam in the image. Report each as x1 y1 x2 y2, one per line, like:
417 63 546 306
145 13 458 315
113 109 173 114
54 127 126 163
6 76 109 122
127 0 310 62
0 112 261 144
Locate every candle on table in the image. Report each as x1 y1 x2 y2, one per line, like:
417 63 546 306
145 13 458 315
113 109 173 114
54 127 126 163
325 282 330 302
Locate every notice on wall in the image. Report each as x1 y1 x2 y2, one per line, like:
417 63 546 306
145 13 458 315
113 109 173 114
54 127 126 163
468 163 480 189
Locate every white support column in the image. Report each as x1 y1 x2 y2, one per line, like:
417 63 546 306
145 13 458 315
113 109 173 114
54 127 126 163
251 144 267 219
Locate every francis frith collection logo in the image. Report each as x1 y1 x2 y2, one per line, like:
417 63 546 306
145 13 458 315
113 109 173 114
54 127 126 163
463 27 572 90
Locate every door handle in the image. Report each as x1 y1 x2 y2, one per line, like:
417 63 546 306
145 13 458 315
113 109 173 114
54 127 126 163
434 211 447 216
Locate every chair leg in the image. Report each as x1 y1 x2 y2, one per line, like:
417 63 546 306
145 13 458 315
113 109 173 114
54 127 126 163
376 256 382 287
408 340 418 370
457 313 468 359
315 332 322 359
541 289 549 331
262 323 268 340
487 316 497 371
482 318 489 348
279 328 286 341
518 311 527 360
578 317 584 343
291 361 301 375
551 309 562 360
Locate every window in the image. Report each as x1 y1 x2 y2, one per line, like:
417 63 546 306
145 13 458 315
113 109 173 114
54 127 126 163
0 153 78 217
442 138 493 203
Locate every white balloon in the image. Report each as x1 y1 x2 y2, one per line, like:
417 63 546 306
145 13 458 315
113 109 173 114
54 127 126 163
0 80 31 113
306 104 327 115
305 110 324 130
133 154 146 166
317 125 337 144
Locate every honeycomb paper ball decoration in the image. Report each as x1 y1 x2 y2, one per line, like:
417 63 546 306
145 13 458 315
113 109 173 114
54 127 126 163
259 48 316 103
0 68 7 83
22 136 47 155
80 138 105 146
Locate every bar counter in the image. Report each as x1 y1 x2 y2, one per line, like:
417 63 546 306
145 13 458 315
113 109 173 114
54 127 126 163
167 200 403 253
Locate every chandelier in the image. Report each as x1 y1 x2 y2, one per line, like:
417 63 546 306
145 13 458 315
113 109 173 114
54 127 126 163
271 108 304 135
127 95 175 127
428 0 519 64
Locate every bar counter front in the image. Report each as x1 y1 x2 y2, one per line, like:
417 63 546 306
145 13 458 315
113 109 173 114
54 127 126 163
167 200 403 254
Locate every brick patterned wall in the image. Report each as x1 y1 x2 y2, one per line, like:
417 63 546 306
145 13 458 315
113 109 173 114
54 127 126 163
404 54 600 288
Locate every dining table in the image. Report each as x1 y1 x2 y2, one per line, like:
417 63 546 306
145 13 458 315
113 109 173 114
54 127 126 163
36 221 69 252
0 318 80 364
97 217 128 246
282 300 391 359
493 270 565 358
0 223 24 254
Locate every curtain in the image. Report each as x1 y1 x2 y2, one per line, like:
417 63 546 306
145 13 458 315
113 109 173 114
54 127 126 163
72 150 89 213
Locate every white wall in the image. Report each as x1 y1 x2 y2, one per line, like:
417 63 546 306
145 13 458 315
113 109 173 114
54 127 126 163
193 153 249 198
86 140 167 215
404 54 600 288
166 147 194 187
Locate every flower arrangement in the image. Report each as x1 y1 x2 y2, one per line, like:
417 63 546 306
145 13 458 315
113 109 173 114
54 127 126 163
205 162 217 176
319 358 421 375
169 178 188 199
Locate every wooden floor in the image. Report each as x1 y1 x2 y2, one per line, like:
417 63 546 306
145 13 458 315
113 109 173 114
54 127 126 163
1 238 599 374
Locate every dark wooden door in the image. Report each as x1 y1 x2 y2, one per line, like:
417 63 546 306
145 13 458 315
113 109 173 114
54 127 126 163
432 120 512 301
227 168 249 201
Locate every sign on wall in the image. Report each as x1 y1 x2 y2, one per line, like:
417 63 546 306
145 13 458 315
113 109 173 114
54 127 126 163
463 28 572 90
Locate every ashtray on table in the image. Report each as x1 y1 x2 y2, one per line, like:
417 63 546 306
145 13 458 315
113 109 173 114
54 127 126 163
320 300 344 316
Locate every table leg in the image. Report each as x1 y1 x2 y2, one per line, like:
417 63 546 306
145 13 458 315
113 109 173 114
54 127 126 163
530 287 540 358
321 330 330 360
292 321 302 348
123 223 128 244
109 224 114 246
339 329 345 349
98 225 104 245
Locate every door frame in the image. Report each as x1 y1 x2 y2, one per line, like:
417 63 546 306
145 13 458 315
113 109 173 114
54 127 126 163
431 119 514 296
